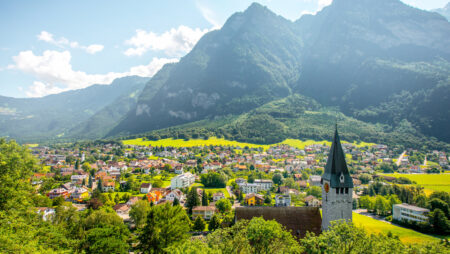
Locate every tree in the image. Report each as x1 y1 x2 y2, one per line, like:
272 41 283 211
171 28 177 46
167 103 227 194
202 189 209 206
272 173 283 185
430 209 450 234
0 139 36 210
359 173 372 184
97 178 103 193
264 191 272 204
201 172 227 188
130 200 151 229
215 198 232 213
248 175 255 183
82 162 91 172
173 197 180 206
75 159 80 170
374 196 390 216
193 216 206 231
83 226 129 254
87 198 103 210
209 214 221 231
137 203 190 253
186 187 200 214
307 186 321 198
429 198 449 217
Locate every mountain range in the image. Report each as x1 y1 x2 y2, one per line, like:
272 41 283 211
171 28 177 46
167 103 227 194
1 0 449 149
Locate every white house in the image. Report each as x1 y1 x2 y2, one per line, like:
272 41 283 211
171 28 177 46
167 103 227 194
170 172 195 189
165 189 185 202
239 183 260 194
140 183 152 194
254 179 273 191
393 203 429 223
275 194 291 207
213 192 225 202
308 175 322 187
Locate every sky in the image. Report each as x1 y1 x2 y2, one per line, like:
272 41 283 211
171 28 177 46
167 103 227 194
0 0 448 98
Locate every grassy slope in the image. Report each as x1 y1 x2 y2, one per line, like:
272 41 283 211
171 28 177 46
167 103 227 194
382 173 450 193
123 137 376 150
352 213 439 244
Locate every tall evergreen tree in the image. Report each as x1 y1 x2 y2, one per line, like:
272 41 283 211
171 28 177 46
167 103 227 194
88 175 93 188
97 178 103 193
202 189 209 206
193 216 206 231
209 214 221 231
186 187 200 214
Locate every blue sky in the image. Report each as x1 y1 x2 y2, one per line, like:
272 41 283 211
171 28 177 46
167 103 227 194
0 0 448 97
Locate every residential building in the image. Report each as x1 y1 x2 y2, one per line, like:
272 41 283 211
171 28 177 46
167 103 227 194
36 207 55 221
239 183 260 194
308 175 322 187
47 188 69 199
192 206 216 220
71 187 89 202
165 189 185 202
393 204 429 223
102 181 115 192
140 183 152 193
254 179 273 191
170 172 195 189
213 192 225 202
305 195 321 207
275 194 291 207
244 193 264 206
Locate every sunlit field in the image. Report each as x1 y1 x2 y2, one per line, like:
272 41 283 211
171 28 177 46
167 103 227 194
352 213 439 244
123 137 376 150
383 173 450 193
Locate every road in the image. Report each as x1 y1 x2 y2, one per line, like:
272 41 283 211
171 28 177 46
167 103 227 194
423 156 427 166
396 151 406 167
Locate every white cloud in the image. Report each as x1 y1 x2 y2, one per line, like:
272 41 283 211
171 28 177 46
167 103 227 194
318 0 333 10
196 2 221 29
124 25 210 57
37 31 104 54
9 50 177 97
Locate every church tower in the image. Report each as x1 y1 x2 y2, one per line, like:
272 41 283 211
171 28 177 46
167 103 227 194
321 125 354 230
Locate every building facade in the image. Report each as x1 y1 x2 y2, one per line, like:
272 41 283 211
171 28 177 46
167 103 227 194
170 172 195 189
393 203 429 223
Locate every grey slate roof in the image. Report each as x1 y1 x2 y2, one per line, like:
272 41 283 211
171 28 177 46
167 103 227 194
322 126 354 188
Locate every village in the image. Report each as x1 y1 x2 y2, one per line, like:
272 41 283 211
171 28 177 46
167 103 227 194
29 137 449 235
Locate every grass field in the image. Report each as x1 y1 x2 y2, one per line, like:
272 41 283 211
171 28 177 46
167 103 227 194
382 173 450 193
352 213 439 244
123 137 376 150
191 183 230 198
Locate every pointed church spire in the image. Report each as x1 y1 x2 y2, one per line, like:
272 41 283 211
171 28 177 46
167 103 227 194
322 125 353 188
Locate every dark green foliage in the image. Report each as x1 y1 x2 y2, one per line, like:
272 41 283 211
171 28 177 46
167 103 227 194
186 187 200 214
83 225 129 254
137 203 190 253
209 214 221 231
193 216 206 231
215 198 232 213
272 173 283 185
202 189 209 206
201 172 227 188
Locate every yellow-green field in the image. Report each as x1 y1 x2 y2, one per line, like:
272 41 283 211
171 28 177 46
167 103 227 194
25 143 39 148
383 173 450 193
122 137 376 150
191 183 230 198
352 213 439 244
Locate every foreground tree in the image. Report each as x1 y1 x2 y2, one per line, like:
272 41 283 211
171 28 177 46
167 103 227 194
215 198 232 213
209 214 221 231
193 216 206 231
137 203 190 253
129 200 151 229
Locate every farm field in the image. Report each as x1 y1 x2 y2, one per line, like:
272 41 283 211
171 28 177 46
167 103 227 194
122 137 376 150
352 213 439 244
383 173 450 193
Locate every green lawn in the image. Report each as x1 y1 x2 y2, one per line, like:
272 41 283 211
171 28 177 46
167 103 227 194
190 183 230 198
382 173 450 193
352 213 439 244
123 137 377 150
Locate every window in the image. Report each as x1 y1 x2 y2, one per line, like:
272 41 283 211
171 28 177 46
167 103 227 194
336 188 339 194
340 188 344 194
345 188 348 194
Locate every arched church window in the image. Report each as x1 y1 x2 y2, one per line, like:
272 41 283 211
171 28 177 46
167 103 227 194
336 188 339 194
345 188 348 194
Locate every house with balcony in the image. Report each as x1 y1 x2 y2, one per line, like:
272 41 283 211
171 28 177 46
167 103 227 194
393 203 429 223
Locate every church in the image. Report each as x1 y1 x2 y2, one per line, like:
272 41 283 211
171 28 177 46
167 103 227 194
235 125 353 238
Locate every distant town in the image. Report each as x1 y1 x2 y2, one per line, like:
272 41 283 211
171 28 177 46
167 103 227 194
30 137 449 236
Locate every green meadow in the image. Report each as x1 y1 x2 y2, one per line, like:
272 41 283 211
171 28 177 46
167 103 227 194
383 173 450 194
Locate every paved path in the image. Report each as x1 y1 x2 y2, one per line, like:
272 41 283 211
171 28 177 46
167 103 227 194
423 156 427 166
396 151 406 167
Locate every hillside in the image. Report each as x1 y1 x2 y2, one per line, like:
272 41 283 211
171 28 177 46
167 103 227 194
0 76 149 142
122 94 449 150
111 0 450 147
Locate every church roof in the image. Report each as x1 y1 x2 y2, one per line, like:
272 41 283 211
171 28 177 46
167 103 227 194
322 126 354 188
235 207 322 239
